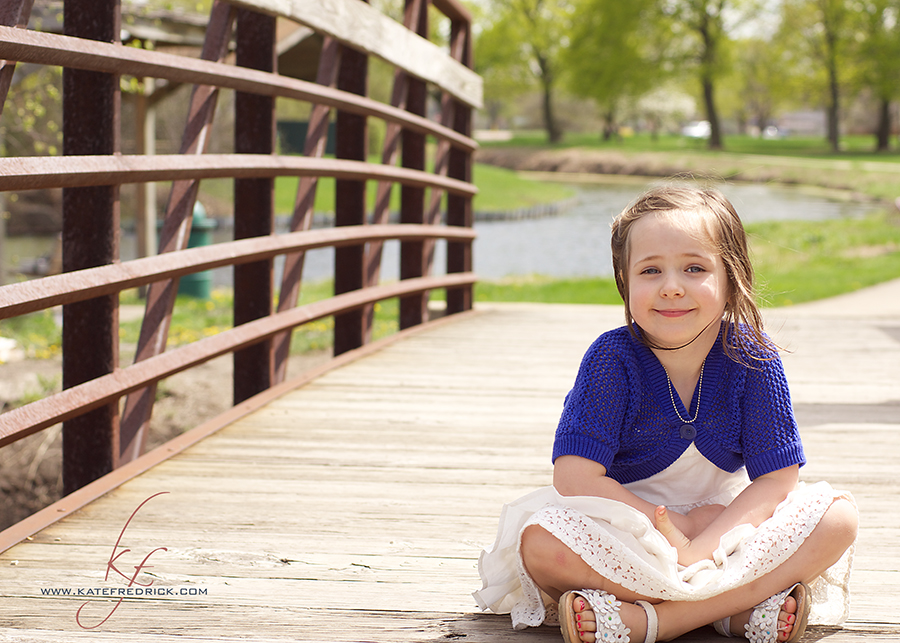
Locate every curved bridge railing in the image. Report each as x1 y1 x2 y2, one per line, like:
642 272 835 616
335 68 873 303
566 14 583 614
0 0 480 504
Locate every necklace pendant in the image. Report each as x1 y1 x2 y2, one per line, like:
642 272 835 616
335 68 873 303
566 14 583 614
680 424 697 440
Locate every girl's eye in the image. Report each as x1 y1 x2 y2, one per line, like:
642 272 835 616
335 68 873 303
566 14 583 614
686 266 706 273
641 267 660 275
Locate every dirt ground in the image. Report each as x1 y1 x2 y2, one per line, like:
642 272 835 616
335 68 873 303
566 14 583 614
0 349 331 532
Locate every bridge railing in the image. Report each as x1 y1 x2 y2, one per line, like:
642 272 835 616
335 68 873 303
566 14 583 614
0 0 479 500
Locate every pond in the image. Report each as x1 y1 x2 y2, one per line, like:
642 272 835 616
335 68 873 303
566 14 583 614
2 178 883 287
469 179 883 280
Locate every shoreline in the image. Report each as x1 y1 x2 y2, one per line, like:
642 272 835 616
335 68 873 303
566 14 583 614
476 146 899 207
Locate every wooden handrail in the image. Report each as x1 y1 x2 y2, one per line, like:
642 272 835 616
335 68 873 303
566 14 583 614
227 0 482 108
0 225 477 319
0 26 477 152
0 272 477 449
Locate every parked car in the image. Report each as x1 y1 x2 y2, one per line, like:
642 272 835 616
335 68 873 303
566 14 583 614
681 120 711 138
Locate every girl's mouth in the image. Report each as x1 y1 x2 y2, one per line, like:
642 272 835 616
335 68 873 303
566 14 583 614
655 309 693 318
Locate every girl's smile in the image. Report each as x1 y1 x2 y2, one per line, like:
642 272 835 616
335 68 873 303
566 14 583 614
627 212 729 352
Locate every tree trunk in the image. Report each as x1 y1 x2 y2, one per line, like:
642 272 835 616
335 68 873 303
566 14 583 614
540 64 561 143
602 107 618 141
703 75 723 150
825 36 840 151
698 9 723 151
875 97 891 152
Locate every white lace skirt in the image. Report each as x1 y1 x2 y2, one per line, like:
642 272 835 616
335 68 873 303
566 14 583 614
473 453 855 630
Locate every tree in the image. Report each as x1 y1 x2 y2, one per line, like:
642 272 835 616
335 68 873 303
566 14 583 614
661 0 744 150
475 0 574 142
562 0 664 140
854 0 900 151
780 0 854 151
730 36 793 133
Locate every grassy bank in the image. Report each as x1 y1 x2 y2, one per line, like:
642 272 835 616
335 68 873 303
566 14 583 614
477 133 900 203
482 130 900 161
473 211 900 308
191 160 577 217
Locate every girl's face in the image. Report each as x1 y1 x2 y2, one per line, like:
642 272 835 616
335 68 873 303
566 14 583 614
627 211 729 351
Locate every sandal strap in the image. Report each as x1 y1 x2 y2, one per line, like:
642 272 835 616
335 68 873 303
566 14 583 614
576 589 631 643
635 600 658 643
713 616 734 637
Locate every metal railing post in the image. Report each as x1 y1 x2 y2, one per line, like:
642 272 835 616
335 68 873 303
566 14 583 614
61 0 121 493
333 19 369 355
399 0 429 329
446 18 475 314
233 8 277 403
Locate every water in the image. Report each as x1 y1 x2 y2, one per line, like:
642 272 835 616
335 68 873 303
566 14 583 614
471 180 882 279
2 179 882 285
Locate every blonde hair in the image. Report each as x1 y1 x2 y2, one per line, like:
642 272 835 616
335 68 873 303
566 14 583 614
611 183 775 362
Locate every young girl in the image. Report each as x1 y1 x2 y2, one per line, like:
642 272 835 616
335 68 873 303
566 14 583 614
473 185 858 643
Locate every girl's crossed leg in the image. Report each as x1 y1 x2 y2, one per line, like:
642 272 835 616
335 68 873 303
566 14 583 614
519 497 857 642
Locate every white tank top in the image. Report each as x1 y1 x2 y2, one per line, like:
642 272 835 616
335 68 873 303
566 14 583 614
622 443 751 514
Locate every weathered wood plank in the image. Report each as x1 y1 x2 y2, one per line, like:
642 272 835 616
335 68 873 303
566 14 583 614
0 302 897 641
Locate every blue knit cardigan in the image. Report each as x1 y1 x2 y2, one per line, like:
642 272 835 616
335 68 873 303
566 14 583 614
552 326 806 484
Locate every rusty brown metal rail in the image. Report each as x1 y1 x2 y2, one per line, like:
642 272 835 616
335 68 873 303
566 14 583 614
0 25 477 151
0 225 477 319
0 0 478 511
0 272 476 449
0 154 479 192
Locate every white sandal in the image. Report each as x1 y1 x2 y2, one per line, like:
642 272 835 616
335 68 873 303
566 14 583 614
713 582 810 642
560 589 658 643
745 583 810 643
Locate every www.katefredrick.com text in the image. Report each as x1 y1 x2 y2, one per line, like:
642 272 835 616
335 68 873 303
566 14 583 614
41 587 208 596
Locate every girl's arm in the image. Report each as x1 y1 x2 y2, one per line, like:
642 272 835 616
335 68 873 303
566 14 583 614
657 464 800 566
553 455 720 539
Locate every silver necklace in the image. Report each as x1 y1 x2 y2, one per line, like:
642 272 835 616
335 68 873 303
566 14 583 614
663 360 705 424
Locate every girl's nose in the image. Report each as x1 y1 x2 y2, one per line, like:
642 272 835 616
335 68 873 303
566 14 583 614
660 274 684 298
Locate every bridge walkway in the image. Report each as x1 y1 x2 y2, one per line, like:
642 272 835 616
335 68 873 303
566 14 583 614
0 296 898 642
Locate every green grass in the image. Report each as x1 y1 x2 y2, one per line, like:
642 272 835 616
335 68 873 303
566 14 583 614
0 308 61 360
474 275 622 304
471 163 575 212
748 212 900 307
114 281 398 357
482 130 900 161
267 162 576 216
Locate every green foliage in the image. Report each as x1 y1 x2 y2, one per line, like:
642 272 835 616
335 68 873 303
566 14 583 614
0 310 61 361
0 66 62 157
474 0 576 141
562 0 663 129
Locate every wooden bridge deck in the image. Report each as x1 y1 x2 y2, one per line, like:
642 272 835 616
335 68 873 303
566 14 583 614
0 298 898 642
